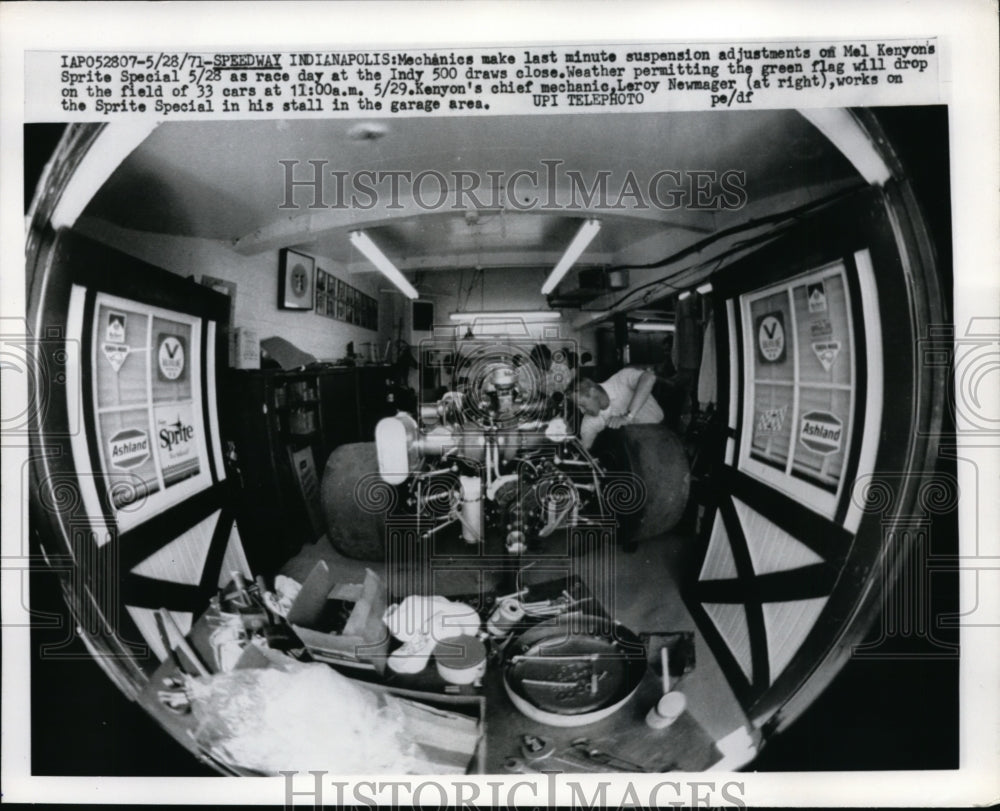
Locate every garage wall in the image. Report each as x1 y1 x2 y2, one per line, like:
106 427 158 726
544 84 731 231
416 267 549 315
72 217 380 362
403 266 595 351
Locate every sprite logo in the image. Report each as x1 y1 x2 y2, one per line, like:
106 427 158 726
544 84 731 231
159 416 195 451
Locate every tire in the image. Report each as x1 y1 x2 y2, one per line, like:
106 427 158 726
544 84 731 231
592 423 690 542
320 442 390 560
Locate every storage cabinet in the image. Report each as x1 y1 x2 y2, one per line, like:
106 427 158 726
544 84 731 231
221 366 395 571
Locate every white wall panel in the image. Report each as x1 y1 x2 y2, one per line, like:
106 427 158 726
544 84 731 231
761 597 828 680
130 510 220 585
704 602 753 682
733 498 824 576
699 513 739 581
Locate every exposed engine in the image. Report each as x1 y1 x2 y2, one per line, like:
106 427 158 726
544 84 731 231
374 346 607 554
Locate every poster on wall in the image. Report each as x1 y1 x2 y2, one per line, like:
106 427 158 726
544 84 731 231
91 293 212 530
742 262 855 509
314 268 377 329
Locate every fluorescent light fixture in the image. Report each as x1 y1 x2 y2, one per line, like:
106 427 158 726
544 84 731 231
541 219 601 295
631 322 675 332
450 310 561 321
51 122 159 228
696 282 713 295
349 230 419 300
798 109 892 186
677 290 692 301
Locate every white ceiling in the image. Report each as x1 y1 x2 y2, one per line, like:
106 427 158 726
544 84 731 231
83 110 860 288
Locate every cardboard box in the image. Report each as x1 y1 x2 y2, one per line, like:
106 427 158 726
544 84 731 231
286 561 390 672
365 683 486 774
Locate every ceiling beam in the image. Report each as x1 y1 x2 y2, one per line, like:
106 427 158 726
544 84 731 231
345 248 616 276
230 187 718 256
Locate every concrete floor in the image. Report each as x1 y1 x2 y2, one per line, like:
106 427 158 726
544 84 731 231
281 529 750 750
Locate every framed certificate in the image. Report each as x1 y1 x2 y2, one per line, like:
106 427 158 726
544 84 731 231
278 248 314 310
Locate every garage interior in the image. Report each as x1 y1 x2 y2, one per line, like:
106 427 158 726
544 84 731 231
26 107 953 775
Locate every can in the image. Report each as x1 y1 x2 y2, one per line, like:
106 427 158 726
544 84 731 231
486 598 525 637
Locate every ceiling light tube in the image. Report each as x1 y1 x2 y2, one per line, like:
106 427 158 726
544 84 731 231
51 123 159 229
541 219 601 296
349 230 419 300
450 310 562 321
696 282 713 295
631 323 676 332
798 109 892 186
677 290 692 301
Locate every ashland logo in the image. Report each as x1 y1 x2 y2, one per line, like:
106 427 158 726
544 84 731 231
108 428 150 469
799 410 843 455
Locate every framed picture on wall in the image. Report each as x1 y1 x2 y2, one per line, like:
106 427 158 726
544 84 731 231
278 248 314 310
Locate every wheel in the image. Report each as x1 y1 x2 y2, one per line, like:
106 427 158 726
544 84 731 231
592 423 691 543
320 442 390 560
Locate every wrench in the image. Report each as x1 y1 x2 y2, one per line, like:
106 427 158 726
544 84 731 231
504 756 551 774
519 734 555 760
570 739 650 772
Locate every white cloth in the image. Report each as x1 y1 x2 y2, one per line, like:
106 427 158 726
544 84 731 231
579 367 664 449
383 596 481 674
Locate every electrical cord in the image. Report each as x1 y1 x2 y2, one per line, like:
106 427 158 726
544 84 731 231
603 183 866 275
583 183 866 315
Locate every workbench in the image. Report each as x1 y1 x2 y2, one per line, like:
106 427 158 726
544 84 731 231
137 577 720 775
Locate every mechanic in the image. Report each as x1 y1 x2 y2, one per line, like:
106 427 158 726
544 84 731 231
573 367 664 449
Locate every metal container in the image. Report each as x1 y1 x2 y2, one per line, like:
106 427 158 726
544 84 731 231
502 612 647 727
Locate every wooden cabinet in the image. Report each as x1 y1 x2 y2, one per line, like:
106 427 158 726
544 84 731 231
221 366 395 571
